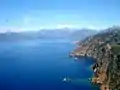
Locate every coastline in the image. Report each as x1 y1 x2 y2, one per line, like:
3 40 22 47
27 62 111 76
70 27 120 90
69 52 109 90
69 38 111 90
69 52 100 89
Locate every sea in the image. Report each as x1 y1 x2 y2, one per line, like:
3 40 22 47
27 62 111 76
0 39 99 90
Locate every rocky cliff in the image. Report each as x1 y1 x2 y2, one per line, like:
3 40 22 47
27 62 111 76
71 26 120 90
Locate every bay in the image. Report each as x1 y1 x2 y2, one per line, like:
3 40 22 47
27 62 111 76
0 39 98 90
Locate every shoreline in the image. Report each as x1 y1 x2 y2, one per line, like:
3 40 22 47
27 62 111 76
69 53 100 89
70 27 120 90
69 43 111 90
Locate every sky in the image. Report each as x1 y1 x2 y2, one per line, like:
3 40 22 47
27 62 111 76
0 0 120 32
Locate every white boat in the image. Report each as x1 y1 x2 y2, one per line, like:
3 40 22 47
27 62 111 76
74 57 78 60
62 77 71 82
63 78 67 81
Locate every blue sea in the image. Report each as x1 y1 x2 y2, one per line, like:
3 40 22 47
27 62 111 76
0 39 98 90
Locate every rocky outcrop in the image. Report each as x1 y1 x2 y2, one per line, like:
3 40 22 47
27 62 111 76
71 26 120 90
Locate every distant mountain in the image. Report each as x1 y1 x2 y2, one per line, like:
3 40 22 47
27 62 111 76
0 28 98 41
35 28 98 40
70 29 98 40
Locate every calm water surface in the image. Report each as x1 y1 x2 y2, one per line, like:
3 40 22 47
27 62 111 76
0 39 98 90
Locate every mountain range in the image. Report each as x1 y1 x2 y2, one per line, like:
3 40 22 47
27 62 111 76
0 28 98 41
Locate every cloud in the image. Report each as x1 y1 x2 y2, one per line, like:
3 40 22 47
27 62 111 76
56 24 79 29
22 16 34 26
21 16 40 31
0 26 23 33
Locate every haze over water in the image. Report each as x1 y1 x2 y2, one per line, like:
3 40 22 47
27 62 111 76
0 39 98 90
0 0 119 90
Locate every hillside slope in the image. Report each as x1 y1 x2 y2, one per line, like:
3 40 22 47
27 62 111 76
71 26 120 90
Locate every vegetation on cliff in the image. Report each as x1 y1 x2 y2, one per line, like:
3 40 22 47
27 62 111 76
72 26 120 90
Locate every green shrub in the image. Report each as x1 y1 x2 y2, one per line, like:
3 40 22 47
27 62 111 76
111 45 120 54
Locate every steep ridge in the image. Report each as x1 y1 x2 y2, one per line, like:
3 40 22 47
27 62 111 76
70 26 120 90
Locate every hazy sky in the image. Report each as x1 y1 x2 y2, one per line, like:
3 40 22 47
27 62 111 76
0 0 120 32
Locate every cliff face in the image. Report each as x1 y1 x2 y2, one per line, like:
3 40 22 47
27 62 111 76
71 26 120 90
